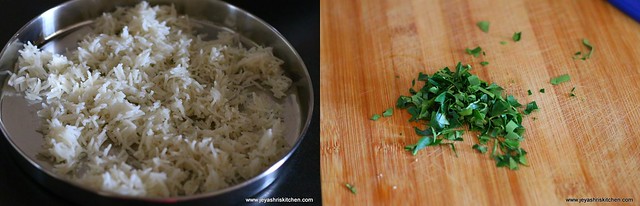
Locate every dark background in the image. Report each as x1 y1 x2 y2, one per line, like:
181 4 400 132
0 0 320 205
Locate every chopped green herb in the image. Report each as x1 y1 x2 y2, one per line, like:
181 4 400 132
507 95 522 107
397 62 530 170
539 88 545 93
477 21 490 33
448 143 459 157
395 75 400 79
550 74 571 85
512 32 522 42
480 61 489 66
500 41 508 45
345 183 356 194
570 87 576 97
466 46 483 57
482 51 486 56
524 101 539 115
573 52 582 59
370 114 381 121
382 108 393 117
472 144 488 154
405 136 434 155
574 38 594 60
582 38 594 59
583 39 593 47
527 90 532 95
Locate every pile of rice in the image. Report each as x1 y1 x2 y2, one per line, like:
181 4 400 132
7 2 291 197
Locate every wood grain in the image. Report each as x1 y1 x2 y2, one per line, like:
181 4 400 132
320 0 640 205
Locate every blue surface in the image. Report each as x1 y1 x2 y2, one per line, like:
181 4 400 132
609 0 640 23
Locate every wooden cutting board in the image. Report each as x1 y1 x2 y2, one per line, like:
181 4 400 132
320 0 640 205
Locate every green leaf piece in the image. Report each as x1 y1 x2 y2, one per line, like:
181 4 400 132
550 74 570 85
473 144 488 154
382 108 393 117
524 101 539 115
345 183 357 194
582 38 594 59
574 38 594 60
506 95 522 107
477 21 490 33
466 46 483 57
512 32 522 42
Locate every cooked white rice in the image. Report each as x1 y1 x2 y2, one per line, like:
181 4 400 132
7 2 291 197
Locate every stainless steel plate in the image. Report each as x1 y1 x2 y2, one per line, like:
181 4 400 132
0 0 313 205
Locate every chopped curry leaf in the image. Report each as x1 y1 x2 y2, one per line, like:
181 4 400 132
345 183 356 194
466 46 483 57
582 38 594 59
382 108 393 117
570 87 576 97
574 38 594 60
507 95 522 107
539 88 545 93
573 51 582 59
477 21 490 33
448 143 459 157
405 136 433 155
500 41 508 45
396 62 531 170
370 114 381 121
512 32 522 42
527 90 532 95
480 61 489 66
524 101 539 115
550 74 570 85
583 38 593 47
473 144 488 154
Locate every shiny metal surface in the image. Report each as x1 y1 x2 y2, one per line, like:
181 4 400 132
0 0 313 205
